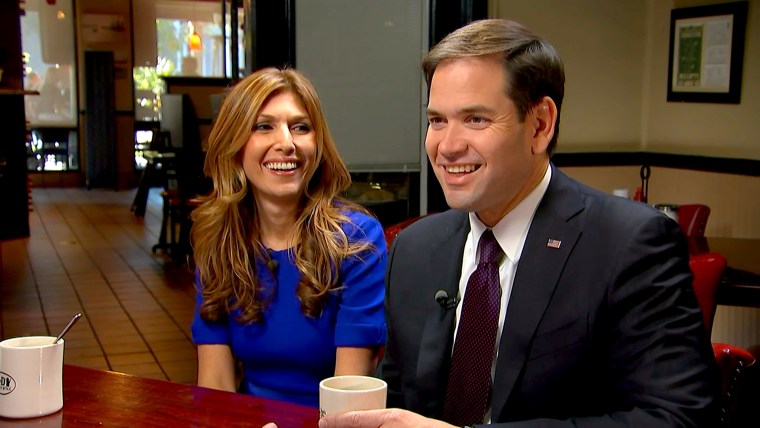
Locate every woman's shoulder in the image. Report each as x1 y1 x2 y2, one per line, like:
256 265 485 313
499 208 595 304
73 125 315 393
331 207 381 248
342 207 374 221
340 208 382 232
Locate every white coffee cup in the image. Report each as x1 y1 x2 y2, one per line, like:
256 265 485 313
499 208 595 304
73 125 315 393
0 336 64 419
319 375 387 418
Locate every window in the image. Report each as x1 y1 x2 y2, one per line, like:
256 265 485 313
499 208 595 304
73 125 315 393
20 0 79 172
154 1 244 78
20 0 78 128
134 62 169 122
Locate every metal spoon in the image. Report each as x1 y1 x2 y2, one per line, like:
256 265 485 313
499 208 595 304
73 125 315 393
53 313 82 344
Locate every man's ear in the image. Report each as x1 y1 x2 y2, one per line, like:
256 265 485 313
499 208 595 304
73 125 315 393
530 96 557 155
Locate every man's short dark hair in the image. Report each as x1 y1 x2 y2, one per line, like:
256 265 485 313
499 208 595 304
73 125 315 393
422 19 565 155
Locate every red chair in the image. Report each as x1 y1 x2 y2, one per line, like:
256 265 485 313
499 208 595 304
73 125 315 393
690 252 756 426
712 343 756 427
689 252 727 335
383 214 432 250
678 204 711 237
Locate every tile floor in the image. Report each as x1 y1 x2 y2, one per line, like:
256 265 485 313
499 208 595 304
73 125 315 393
0 187 198 384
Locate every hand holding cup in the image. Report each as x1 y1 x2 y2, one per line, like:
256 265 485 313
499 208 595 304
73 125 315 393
319 375 387 418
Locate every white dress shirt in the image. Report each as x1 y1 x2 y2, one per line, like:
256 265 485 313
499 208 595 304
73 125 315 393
452 164 552 422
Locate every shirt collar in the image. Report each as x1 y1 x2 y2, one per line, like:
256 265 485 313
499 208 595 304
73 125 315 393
468 163 552 263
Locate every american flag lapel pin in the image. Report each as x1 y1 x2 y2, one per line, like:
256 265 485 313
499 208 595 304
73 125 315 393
547 238 562 249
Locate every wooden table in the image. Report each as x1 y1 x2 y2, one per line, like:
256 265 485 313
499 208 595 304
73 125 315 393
0 365 318 427
693 237 760 308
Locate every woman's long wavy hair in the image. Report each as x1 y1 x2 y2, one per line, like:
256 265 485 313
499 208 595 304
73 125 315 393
191 67 371 324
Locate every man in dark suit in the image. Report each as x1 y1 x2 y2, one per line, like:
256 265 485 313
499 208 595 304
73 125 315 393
319 19 717 427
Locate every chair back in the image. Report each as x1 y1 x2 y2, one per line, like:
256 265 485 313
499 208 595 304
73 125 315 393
689 252 727 335
678 204 711 237
383 214 430 250
149 130 172 152
712 343 756 427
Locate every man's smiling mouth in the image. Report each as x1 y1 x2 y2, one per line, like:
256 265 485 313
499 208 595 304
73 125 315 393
444 165 480 174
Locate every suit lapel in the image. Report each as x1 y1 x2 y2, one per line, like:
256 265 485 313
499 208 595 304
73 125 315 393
415 212 469 400
491 168 584 418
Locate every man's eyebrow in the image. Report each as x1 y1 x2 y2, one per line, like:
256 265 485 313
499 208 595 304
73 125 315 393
426 105 496 116
459 105 496 115
426 107 442 117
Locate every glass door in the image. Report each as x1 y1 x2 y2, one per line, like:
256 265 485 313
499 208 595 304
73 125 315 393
20 0 79 171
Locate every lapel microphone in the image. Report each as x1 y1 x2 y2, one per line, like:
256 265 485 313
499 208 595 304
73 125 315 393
434 290 459 310
266 249 279 273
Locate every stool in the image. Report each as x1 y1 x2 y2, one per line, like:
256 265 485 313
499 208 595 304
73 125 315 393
176 198 202 266
152 189 183 255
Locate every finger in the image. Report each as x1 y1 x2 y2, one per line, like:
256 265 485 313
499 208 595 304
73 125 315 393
319 409 389 428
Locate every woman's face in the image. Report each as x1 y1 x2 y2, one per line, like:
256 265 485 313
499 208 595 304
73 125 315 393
242 90 317 209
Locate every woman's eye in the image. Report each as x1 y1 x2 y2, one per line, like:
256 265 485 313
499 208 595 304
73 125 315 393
254 123 272 131
291 123 312 133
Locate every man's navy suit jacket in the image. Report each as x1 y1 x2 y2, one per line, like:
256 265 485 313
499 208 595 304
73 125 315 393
378 166 718 427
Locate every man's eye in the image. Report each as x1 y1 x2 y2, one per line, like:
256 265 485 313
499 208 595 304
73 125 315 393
467 116 489 128
428 117 446 129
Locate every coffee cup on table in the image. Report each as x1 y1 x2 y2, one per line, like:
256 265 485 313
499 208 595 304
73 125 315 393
0 336 64 419
319 375 387 418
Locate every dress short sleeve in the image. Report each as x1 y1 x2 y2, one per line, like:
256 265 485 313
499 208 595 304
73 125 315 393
191 270 231 345
334 210 387 347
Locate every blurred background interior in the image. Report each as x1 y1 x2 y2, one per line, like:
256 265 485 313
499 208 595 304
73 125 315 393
1 1 759 421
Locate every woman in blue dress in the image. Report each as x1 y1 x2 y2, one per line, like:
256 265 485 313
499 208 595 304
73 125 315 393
190 68 387 408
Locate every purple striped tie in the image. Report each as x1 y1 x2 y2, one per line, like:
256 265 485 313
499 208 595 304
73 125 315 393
443 230 503 426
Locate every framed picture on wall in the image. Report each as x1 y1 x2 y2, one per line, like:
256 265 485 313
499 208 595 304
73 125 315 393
666 1 748 104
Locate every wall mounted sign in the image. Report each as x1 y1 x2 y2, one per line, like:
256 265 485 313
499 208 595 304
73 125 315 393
666 1 748 104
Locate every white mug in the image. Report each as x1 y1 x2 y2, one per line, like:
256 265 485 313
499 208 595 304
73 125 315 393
319 375 387 418
0 336 64 419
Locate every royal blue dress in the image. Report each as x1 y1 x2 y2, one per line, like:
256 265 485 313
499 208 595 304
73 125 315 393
191 210 387 407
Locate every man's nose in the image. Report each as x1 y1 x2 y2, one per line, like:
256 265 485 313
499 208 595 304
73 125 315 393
437 123 467 158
